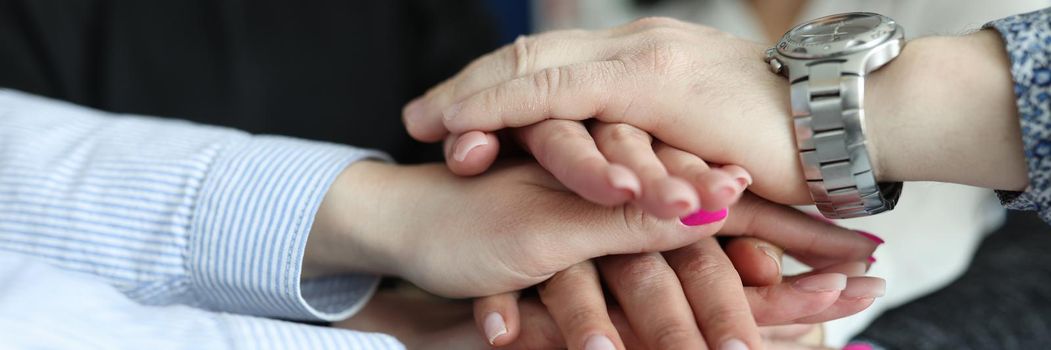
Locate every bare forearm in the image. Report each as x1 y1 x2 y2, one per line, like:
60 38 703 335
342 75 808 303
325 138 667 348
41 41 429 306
304 161 403 279
868 30 1027 191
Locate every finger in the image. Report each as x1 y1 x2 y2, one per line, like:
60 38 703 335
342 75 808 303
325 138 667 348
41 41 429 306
591 123 698 218
654 142 749 211
745 263 883 325
724 237 784 287
663 238 762 350
503 298 569 350
542 186 727 262
607 308 645 350
441 60 656 135
515 120 640 206
444 131 502 176
719 194 879 269
744 273 847 325
404 31 602 142
598 253 706 350
791 276 884 324
473 292 520 346
537 261 625 350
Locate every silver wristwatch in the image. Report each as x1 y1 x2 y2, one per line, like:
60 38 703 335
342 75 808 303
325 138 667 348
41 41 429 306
765 12 904 219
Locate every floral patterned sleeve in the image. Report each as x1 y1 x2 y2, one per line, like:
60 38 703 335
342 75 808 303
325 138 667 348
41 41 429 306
987 8 1051 223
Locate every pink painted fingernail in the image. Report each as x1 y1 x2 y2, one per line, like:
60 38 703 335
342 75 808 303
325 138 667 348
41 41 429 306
483 312 508 345
856 231 885 245
720 338 749 350
843 342 875 350
867 255 877 264
793 273 847 293
452 131 488 162
607 164 641 198
680 208 728 226
442 102 463 122
584 334 616 350
841 277 886 299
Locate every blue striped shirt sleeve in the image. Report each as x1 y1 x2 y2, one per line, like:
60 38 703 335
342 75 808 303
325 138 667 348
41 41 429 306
0 251 405 349
0 89 387 321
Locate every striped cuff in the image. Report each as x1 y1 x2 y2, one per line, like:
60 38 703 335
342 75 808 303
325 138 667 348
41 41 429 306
219 313 405 350
189 134 388 321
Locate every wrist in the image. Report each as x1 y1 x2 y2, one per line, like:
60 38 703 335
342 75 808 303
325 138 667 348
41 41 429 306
866 30 1027 190
304 161 404 279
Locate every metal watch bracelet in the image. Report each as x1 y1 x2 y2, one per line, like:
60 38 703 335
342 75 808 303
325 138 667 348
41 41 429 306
792 62 902 219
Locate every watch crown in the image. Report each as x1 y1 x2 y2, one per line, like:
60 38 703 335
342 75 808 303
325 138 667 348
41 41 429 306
767 57 783 74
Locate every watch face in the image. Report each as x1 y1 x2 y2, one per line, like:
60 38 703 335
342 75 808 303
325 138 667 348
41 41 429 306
778 12 898 59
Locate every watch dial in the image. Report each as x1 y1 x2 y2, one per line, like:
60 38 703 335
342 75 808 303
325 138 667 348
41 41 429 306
788 13 881 46
777 12 898 59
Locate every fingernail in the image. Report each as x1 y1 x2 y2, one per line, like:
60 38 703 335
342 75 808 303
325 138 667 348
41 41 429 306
841 277 886 299
712 184 738 198
584 334 616 350
483 312 508 345
867 256 877 264
452 131 488 162
443 102 463 122
735 172 753 188
856 231 885 245
665 190 698 213
793 273 848 293
843 341 875 350
607 164 641 198
720 338 749 350
757 244 782 276
822 261 868 276
680 208 728 226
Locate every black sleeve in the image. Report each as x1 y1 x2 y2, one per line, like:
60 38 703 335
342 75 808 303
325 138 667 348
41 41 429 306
0 0 500 164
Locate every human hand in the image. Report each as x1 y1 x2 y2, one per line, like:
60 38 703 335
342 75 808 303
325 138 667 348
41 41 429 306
333 240 869 350
456 135 881 349
404 20 1029 201
474 234 882 350
437 120 751 219
403 18 808 205
304 160 735 298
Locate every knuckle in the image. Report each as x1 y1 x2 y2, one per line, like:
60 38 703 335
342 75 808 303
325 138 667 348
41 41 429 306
603 123 650 143
701 306 753 327
631 38 689 76
677 252 733 287
613 206 655 243
615 254 674 288
532 66 564 97
556 304 608 333
512 35 539 77
649 323 699 349
542 262 596 291
536 122 587 157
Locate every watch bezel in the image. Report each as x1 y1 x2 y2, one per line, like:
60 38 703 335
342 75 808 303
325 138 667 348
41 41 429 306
776 12 900 60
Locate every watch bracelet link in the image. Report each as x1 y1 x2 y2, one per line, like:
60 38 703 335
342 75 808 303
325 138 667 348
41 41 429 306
792 61 902 219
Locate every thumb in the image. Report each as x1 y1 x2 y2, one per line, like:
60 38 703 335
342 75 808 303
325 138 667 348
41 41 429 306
473 292 520 347
725 237 784 286
443 131 501 176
